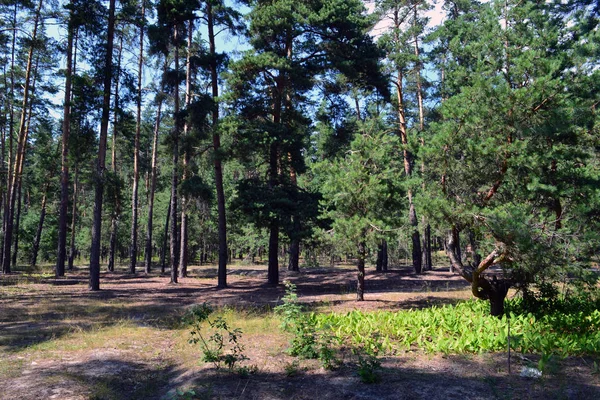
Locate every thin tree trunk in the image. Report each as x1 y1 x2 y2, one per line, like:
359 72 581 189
169 26 181 284
130 1 145 274
206 3 228 288
2 3 18 272
57 3 74 277
356 241 366 301
12 178 22 267
161 193 172 274
2 0 43 274
30 184 48 267
89 0 116 291
145 82 164 274
179 19 193 279
12 51 39 269
393 13 421 274
107 35 123 273
68 166 78 270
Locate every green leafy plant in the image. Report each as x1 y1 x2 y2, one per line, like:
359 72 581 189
355 348 381 384
284 360 301 377
276 281 339 368
185 303 248 372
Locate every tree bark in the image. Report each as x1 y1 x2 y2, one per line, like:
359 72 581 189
169 26 180 284
89 0 116 291
179 18 193 279
2 3 18 273
161 193 171 275
145 79 164 274
130 2 145 275
2 0 43 274
68 167 78 270
356 241 366 301
288 231 300 271
30 185 48 267
107 35 123 273
57 3 74 276
206 3 228 288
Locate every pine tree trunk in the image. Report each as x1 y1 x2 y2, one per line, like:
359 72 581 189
12 179 22 267
89 0 116 291
68 167 78 270
30 185 47 267
267 141 279 286
376 241 383 272
107 36 123 274
2 3 18 273
57 2 74 277
288 230 300 271
130 4 144 275
2 0 42 274
424 224 432 270
356 241 366 301
169 27 180 284
145 80 163 274
207 3 228 288
179 19 193 279
160 194 171 275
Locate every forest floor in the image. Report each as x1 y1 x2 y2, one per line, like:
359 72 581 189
1 261 599 400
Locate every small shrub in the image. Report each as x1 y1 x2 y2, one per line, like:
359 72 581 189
355 349 381 384
276 281 339 368
284 360 301 377
185 303 248 372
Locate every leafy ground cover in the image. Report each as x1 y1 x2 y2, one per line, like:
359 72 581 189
1 263 599 399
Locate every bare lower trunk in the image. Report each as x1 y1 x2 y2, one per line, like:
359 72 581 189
145 93 163 274
11 180 22 267
130 1 145 275
107 217 117 272
169 27 180 284
161 195 171 275
268 219 279 285
178 19 193 279
356 241 366 301
207 4 227 288
59 8 74 274
68 167 78 270
2 0 43 274
288 235 299 271
30 188 47 267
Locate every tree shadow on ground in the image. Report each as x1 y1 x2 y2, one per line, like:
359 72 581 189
0 357 180 400
0 265 470 352
179 357 600 400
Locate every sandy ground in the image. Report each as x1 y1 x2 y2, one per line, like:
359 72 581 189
1 263 599 399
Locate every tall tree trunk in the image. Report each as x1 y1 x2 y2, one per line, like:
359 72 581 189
206 3 228 288
169 26 180 284
356 241 366 301
57 1 74 277
30 184 48 267
145 83 164 274
130 2 145 274
179 19 193 279
2 0 43 274
12 52 39 269
68 166 78 270
2 3 18 272
89 0 116 291
12 178 22 267
161 193 172 274
107 35 123 273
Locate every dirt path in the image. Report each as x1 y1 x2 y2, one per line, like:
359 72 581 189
1 264 599 399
